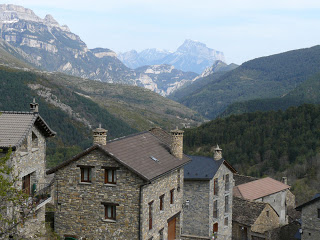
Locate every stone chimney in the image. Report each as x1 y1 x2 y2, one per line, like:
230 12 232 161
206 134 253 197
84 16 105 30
282 177 288 185
213 144 222 160
170 128 184 159
30 98 39 113
93 124 108 145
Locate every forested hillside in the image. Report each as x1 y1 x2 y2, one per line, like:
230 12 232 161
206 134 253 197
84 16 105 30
222 71 320 116
176 45 320 119
184 104 320 204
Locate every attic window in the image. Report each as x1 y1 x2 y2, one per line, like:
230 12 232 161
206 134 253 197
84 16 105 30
32 132 38 148
150 156 159 162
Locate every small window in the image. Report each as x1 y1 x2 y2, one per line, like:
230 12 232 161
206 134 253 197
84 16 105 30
266 210 270 217
32 132 38 148
22 174 31 195
105 169 116 184
105 205 116 220
214 178 219 195
213 222 218 233
170 189 175 205
318 209 320 219
177 169 181 191
225 195 229 213
224 217 228 226
149 201 153 230
77 165 94 183
213 200 218 218
225 174 229 191
159 228 164 240
160 194 164 211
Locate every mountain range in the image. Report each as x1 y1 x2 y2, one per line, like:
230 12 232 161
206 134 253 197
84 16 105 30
118 39 225 74
0 4 215 96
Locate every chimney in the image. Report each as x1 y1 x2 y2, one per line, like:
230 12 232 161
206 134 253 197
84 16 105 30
213 144 222 160
282 177 288 185
170 128 184 159
30 98 39 113
93 124 108 145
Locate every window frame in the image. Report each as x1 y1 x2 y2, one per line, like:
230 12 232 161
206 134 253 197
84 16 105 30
101 202 119 221
170 189 175 205
213 200 218 218
159 194 165 211
225 195 229 213
77 165 94 183
214 178 219 195
224 217 228 226
149 201 153 230
225 174 230 191
318 208 320 219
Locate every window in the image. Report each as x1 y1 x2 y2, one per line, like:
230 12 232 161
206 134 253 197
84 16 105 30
213 200 218 218
160 194 164 211
213 223 218 233
149 201 153 230
105 169 116 184
22 174 31 195
170 189 175 204
101 202 119 221
159 228 164 240
32 132 38 148
214 178 219 195
177 169 181 191
225 174 229 191
266 210 270 217
224 217 228 226
78 165 94 183
318 209 320 219
225 195 229 213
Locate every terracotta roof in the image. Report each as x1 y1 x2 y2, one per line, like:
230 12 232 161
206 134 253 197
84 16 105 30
233 196 268 226
233 177 290 200
0 111 56 149
47 130 191 181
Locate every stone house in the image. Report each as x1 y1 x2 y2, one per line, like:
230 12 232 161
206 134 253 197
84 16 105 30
232 196 280 240
0 100 56 238
181 145 237 240
296 193 320 240
233 177 292 225
47 127 190 240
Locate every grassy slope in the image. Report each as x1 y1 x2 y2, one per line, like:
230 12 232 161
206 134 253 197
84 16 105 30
176 45 320 119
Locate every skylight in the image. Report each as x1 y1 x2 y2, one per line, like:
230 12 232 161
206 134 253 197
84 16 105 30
150 156 159 162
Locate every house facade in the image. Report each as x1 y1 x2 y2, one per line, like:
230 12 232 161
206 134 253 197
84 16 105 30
0 101 56 238
233 177 291 225
182 145 237 240
296 193 320 240
232 197 280 240
47 127 189 240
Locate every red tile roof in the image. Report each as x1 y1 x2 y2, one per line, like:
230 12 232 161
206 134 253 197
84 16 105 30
233 177 290 200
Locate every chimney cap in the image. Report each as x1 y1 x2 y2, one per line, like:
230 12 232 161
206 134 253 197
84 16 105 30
93 124 108 133
30 98 39 113
213 144 222 151
170 127 184 134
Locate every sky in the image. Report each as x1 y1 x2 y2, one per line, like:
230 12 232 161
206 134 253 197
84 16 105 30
3 0 320 64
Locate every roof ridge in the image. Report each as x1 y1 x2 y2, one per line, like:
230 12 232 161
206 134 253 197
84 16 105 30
107 131 149 143
0 111 35 114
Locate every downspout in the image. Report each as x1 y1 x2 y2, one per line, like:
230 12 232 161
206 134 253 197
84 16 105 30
139 181 150 240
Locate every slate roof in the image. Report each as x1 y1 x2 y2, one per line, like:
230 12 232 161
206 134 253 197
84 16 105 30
234 174 258 186
184 155 237 180
233 177 290 200
0 111 56 149
296 193 320 211
47 131 191 181
233 196 268 226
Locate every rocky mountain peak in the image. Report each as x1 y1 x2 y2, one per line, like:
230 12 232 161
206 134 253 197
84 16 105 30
0 4 41 22
44 14 59 25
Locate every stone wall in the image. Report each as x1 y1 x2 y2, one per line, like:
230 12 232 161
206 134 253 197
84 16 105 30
141 168 184 240
256 190 287 225
183 163 233 240
53 149 144 240
209 164 233 240
301 200 320 240
252 204 280 233
183 180 210 237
